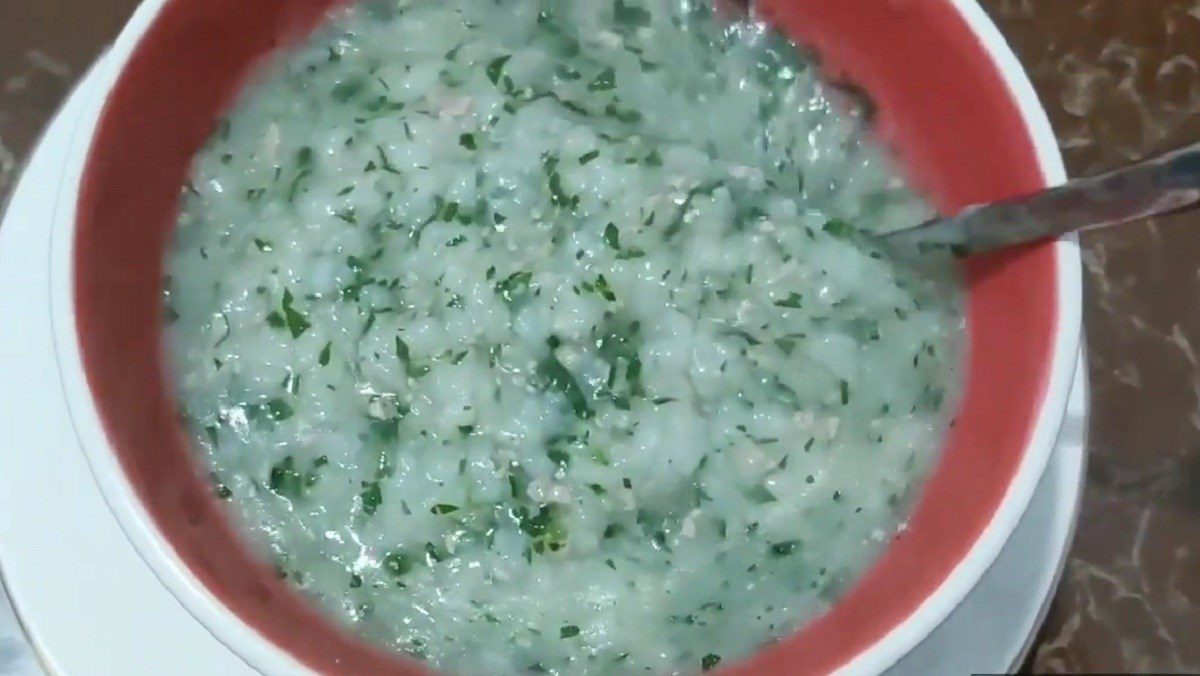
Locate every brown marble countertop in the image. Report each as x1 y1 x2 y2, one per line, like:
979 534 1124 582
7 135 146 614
2 1 1198 673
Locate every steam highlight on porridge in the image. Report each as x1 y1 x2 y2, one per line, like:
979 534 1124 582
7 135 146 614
164 0 963 673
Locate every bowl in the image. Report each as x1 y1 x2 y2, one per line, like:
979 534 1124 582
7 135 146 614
50 0 1082 673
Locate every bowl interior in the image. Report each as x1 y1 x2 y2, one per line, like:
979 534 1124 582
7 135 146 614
72 0 1060 673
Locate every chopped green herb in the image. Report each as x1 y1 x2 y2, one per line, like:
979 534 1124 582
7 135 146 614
459 133 478 150
823 217 856 239
664 180 725 238
495 270 534 303
587 66 616 92
437 199 460 222
770 540 801 557
331 77 365 103
287 169 312 202
430 503 460 515
202 425 220 449
604 102 642 124
375 145 402 175
603 222 621 249
547 446 571 467
318 341 332 366
546 169 578 210
701 654 722 671
536 342 591 419
269 456 304 499
266 398 294 421
283 370 301 395
359 96 404 119
775 337 797 355
277 288 311 338
773 292 804 309
508 471 526 500
614 0 652 27
587 274 617 302
514 503 568 554
395 336 431 379
425 541 448 564
746 484 777 504
486 55 512 86
626 354 644 396
722 328 760 346
559 625 581 638
212 474 232 500
381 549 413 578
360 481 383 516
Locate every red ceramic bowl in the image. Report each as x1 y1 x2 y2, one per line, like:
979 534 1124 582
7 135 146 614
51 0 1082 673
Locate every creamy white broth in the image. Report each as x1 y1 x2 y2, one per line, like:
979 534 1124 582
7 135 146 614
164 1 963 673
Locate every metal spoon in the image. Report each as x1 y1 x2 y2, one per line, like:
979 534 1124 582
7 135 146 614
883 143 1200 256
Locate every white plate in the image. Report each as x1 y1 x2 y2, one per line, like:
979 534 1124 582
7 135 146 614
0 60 254 676
889 351 1087 675
0 59 1085 676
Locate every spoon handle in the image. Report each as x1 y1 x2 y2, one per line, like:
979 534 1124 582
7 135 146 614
883 142 1200 255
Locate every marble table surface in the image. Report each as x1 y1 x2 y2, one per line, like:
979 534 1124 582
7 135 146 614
1 1 1198 673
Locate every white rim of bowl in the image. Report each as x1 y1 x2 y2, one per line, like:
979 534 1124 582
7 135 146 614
48 2 311 672
839 0 1079 672
46 1 1081 674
